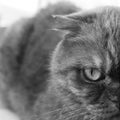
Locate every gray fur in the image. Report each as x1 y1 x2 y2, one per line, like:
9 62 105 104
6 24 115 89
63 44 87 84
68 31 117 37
0 5 120 120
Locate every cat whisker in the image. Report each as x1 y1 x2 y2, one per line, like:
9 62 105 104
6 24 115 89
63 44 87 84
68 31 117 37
42 108 62 115
41 105 86 118
84 114 98 120
58 107 87 120
63 111 87 120
64 106 86 114
90 115 97 120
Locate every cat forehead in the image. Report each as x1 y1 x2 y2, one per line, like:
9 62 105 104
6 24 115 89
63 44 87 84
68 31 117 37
78 7 120 65
98 7 120 65
53 6 120 70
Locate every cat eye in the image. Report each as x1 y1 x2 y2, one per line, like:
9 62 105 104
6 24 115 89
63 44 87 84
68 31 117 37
82 68 105 82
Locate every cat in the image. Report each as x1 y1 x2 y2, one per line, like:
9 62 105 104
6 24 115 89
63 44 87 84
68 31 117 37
0 3 120 120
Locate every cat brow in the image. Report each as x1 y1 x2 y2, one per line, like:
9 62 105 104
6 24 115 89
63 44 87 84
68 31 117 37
55 62 101 75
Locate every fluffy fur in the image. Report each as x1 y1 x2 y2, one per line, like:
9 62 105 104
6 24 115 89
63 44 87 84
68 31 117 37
0 3 120 120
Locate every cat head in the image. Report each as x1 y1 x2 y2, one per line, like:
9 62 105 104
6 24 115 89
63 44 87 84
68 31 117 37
51 6 120 120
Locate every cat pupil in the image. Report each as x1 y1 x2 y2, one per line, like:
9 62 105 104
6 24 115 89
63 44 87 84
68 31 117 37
90 69 94 76
91 69 99 79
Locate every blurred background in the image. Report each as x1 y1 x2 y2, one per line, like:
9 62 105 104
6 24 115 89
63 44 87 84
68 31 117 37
0 0 120 120
0 0 120 37
1 0 120 27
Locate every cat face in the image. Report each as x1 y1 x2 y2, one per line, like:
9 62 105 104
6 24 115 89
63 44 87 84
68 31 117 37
51 7 120 120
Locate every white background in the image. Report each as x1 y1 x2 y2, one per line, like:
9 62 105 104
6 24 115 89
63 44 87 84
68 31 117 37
1 0 120 26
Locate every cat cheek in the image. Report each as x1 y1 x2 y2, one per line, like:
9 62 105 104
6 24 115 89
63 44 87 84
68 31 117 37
69 84 88 97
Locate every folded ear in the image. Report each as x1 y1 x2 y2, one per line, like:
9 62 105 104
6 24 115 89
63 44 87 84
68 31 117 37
65 11 96 23
52 14 80 32
52 12 96 32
